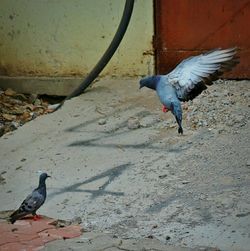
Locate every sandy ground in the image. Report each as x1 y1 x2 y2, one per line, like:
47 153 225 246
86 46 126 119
0 79 249 251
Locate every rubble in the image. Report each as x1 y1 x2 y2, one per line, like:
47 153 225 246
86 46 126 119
0 88 59 137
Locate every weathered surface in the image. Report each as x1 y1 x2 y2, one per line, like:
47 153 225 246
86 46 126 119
0 1 153 78
0 214 82 251
155 0 250 78
0 79 249 251
0 76 84 95
44 232 219 251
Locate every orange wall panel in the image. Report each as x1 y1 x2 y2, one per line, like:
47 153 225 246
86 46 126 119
155 0 250 78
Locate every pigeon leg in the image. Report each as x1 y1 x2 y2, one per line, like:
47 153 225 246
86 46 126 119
175 116 183 134
162 105 168 113
33 214 42 221
178 126 183 134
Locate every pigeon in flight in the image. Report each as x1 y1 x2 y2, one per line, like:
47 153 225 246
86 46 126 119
10 172 50 224
139 48 239 134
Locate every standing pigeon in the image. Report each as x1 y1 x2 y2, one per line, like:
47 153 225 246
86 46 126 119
139 48 239 134
10 172 50 224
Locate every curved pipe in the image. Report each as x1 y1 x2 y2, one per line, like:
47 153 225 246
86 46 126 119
56 0 135 110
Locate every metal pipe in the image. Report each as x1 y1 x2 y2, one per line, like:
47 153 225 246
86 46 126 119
55 0 135 111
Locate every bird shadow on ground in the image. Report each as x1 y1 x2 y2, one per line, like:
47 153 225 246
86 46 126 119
66 109 189 152
64 105 149 133
68 140 187 153
48 163 131 200
63 97 192 152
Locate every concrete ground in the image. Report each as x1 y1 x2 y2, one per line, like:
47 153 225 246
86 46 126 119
0 79 249 251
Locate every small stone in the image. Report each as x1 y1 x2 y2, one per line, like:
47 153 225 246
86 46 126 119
48 104 60 110
0 175 6 185
20 111 31 121
10 121 19 130
12 107 25 115
62 198 69 204
203 120 208 126
198 121 202 126
4 88 16 96
98 118 107 125
31 112 39 119
226 120 234 127
0 126 4 137
127 117 140 129
218 128 225 134
2 114 16 121
246 161 250 167
115 209 122 215
70 216 82 224
139 115 158 128
14 93 27 101
28 94 38 103
34 98 42 106
233 115 244 124
9 98 23 105
223 100 230 105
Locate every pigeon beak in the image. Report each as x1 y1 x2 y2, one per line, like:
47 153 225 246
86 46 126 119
47 175 51 178
139 78 144 89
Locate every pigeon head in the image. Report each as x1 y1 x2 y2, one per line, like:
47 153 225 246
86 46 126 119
139 75 159 90
39 173 51 181
38 173 50 188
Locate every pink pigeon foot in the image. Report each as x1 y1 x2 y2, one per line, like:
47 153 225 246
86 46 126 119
33 215 42 221
162 105 168 113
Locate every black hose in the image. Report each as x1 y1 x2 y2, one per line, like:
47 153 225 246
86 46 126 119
55 0 135 111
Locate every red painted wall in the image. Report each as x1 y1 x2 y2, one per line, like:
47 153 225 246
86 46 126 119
155 0 250 78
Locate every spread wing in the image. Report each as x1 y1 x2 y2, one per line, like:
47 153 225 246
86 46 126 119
166 48 239 101
10 189 45 223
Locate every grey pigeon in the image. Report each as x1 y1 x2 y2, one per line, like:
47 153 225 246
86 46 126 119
139 48 239 134
10 172 50 224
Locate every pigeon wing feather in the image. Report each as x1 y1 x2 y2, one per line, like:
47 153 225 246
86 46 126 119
166 48 239 101
10 189 45 223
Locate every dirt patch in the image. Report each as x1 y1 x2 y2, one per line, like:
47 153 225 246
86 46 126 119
0 88 62 136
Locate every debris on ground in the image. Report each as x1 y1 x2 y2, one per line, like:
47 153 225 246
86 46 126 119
0 88 62 137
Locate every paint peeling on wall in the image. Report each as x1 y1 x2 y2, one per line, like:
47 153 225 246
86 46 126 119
0 0 154 78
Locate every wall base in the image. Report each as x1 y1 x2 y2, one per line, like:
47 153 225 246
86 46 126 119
0 76 88 96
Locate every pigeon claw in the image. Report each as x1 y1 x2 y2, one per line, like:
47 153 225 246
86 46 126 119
162 106 168 113
33 214 42 221
178 127 183 134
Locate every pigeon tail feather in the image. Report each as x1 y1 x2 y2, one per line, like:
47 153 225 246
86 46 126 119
10 209 28 224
